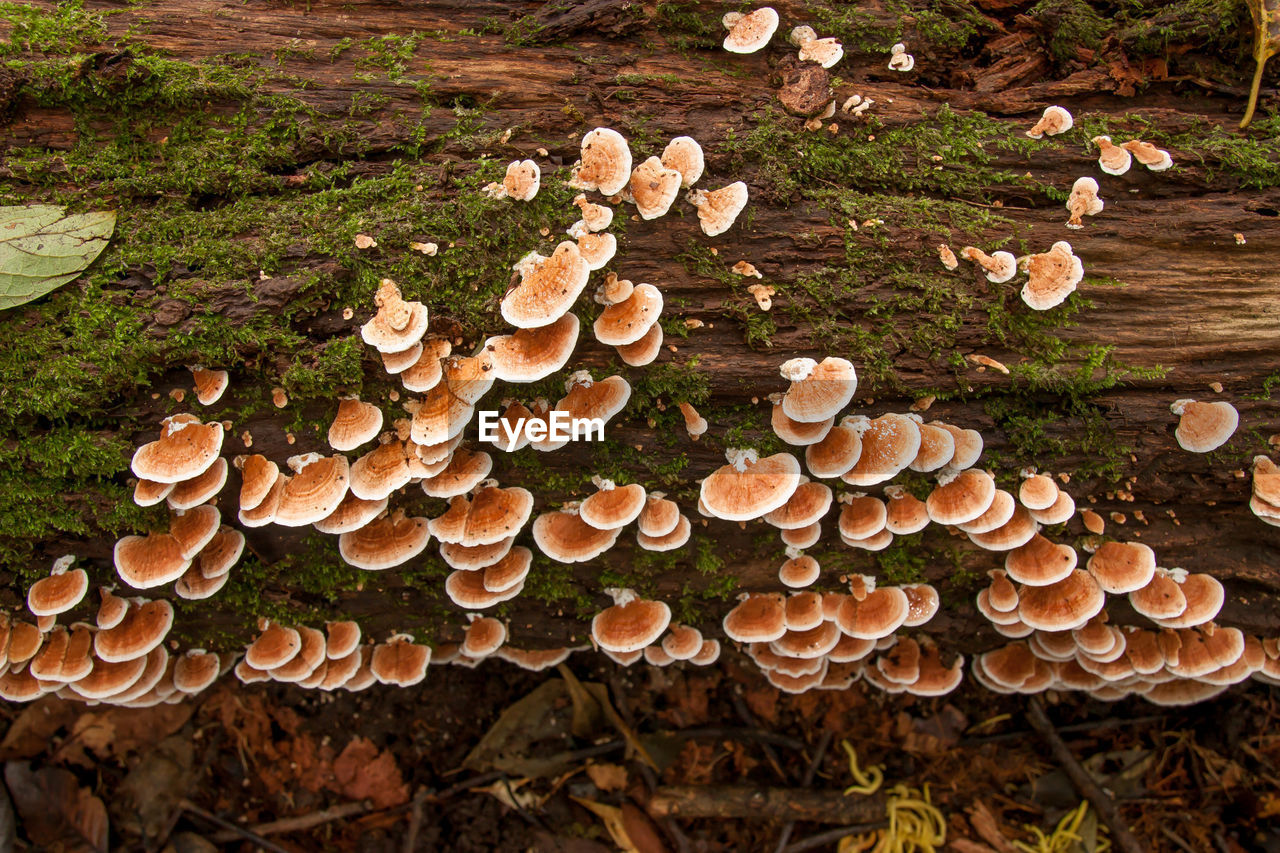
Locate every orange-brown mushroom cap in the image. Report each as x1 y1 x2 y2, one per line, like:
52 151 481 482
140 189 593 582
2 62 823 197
131 417 224 484
328 398 384 452
339 511 431 570
485 313 580 383
700 449 802 522
592 589 672 652
500 242 591 329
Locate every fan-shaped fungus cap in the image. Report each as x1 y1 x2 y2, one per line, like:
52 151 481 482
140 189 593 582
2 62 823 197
236 454 279 513
1126 567 1189 620
430 484 535 546
168 504 220 559
800 36 843 68
420 448 493 499
500 159 541 201
381 340 423 375
371 635 431 687
1254 455 1280 505
805 419 862 479
927 468 996 526
1020 241 1084 311
637 514 692 551
400 337 452 393
771 400 833 446
580 478 647 530
968 505 1040 551
616 321 663 367
660 136 704 188
409 383 475 447
190 366 230 406
95 599 174 663
838 494 887 540
500 241 591 330
877 636 921 684
887 42 915 71
783 591 826 632
1086 541 1156 594
274 454 350 527
133 478 174 508
1066 177 1104 229
244 620 301 670
763 480 832 529
573 193 613 232
1092 135 1132 176
328 398 383 452
841 414 922 486
339 510 431 570
114 533 191 589
132 416 224 484
533 509 622 562
96 587 129 630
461 615 507 658
594 283 663 346
788 24 816 45
1026 105 1073 139
166 457 228 512
638 493 681 538
629 156 683 220
28 556 87 617
315 492 388 535
780 357 857 424
596 274 633 307
723 6 778 53
779 551 821 588
170 649 221 694
687 182 749 237
67 653 149 700
661 624 704 661
956 489 1015 537
484 313 579 384
1151 573 1224 629
882 485 929 535
1017 570 1104 631
1005 534 1078 586
1028 489 1075 526
478 545 530 593
592 589 672 652
701 449 802 521
555 372 632 427
960 246 1017 284
1120 139 1173 171
1172 399 1238 453
442 351 497 407
320 621 361 662
445 566 525 608
907 643 964 696
835 585 910 639
931 421 983 469
723 593 787 643
361 279 429 353
29 625 94 683
570 127 632 197
1018 470 1059 511
908 421 955 473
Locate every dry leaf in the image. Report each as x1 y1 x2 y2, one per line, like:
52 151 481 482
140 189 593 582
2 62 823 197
586 763 629 792
571 796 641 853
330 737 409 809
4 761 108 853
55 703 195 768
0 695 79 760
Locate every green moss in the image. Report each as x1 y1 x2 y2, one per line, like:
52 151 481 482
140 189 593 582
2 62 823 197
1027 0 1107 65
0 0 109 56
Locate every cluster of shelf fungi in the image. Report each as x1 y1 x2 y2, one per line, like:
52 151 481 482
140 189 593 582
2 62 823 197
2 7 1274 710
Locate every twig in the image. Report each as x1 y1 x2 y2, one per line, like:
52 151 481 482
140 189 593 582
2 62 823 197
1158 824 1197 853
782 820 890 853
670 726 807 752
403 787 428 853
1026 698 1145 853
965 714 1168 745
180 799 293 853
773 731 834 853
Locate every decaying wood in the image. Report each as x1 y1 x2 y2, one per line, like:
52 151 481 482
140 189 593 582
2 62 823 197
648 784 886 823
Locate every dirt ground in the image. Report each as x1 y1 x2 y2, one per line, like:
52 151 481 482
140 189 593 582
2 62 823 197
3 659 1279 852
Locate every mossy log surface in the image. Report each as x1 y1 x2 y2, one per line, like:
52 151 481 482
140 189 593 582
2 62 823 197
1 0 1279 653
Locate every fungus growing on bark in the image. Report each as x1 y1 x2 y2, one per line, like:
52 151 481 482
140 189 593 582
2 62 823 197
660 136 705 188
771 396 834 446
842 414 921 486
95 599 174 663
533 506 622 562
687 182 749 236
804 417 862 478
722 7 779 54
430 483 535 546
1017 570 1104 631
328 397 383 452
1020 241 1084 311
28 556 87 618
679 402 708 439
926 468 996 526
573 193 613 231
1086 540 1157 593
908 419 955 472
1092 136 1132 175
1121 139 1173 171
167 457 228 511
592 588 672 652
960 246 1017 284
275 453 350 527
887 42 914 71
779 356 857 424
501 242 591 329
616 321 663 367
339 510 431 570
1005 534 1078 586
371 634 431 687
594 283 663 346
483 159 540 201
580 477 647 530
700 448 802 521
361 279 429 354
1025 106 1073 138
445 568 525 609
189 366 230 406
131 416 224 484
569 128 632 196
1172 399 1238 452
1065 177 1104 229
399 337 452 393
723 592 787 643
629 156 683 220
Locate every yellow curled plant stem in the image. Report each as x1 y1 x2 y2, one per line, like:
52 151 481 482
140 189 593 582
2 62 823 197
839 784 947 853
840 739 885 796
1012 801 1112 853
1241 0 1280 129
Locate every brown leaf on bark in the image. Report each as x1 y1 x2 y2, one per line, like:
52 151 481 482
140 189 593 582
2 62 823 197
586 762 629 792
54 703 195 768
330 737 409 809
4 761 108 853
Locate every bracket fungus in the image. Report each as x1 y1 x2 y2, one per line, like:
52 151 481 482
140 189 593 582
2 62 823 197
579 477 647 530
628 156 683 220
483 159 540 201
1065 177 1104 229
841 414 922 486
1092 135 1132 176
430 483 535 547
131 415 224 484
1025 105 1073 138
700 448 802 521
722 7 779 54
687 182 749 237
533 506 622 562
189 366 230 406
572 193 613 232
361 279 429 354
779 356 857 424
594 283 663 346
1020 241 1084 311
569 127 632 197
1121 139 1173 171
887 42 915 71
28 556 88 618
960 246 1017 284
660 136 705 188
501 242 591 329
592 588 672 652
339 510 431 570
1172 399 1238 452
328 397 383 452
